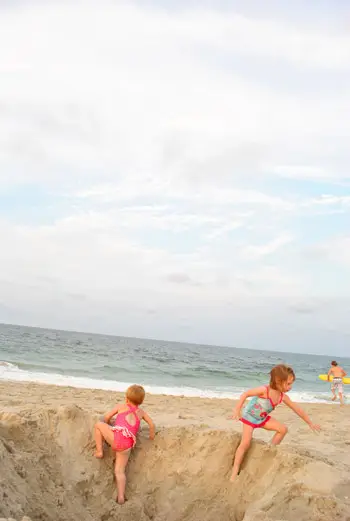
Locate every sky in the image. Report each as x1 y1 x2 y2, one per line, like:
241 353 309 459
0 0 349 356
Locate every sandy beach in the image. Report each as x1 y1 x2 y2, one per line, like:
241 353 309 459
0 380 349 521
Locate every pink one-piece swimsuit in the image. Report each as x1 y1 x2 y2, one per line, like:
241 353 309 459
111 404 141 451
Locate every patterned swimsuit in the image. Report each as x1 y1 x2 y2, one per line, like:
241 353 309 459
240 385 284 428
332 377 343 393
111 404 141 451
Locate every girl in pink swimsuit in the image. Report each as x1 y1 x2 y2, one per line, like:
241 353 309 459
230 364 321 482
94 384 155 504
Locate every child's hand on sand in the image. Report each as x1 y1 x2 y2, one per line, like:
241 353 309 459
309 423 321 433
231 408 241 421
149 432 155 440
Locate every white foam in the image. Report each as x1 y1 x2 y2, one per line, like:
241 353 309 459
0 361 18 369
0 360 339 403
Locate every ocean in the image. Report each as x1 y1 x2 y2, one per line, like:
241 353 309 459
0 323 348 403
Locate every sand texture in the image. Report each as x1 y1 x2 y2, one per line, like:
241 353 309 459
0 381 350 521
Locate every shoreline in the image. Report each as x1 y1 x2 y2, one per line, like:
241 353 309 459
0 368 339 403
0 377 344 405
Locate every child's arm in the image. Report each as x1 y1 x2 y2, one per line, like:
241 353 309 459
327 368 333 380
142 411 156 440
232 386 266 420
283 395 320 432
104 405 122 424
341 367 347 377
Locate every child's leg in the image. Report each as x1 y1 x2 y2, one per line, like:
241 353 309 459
94 422 115 458
262 417 288 445
339 391 344 406
230 424 253 482
114 449 131 504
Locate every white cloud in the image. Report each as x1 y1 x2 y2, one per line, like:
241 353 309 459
305 195 350 207
1 2 349 189
306 235 350 265
0 1 349 352
273 165 328 180
167 9 350 69
242 234 294 260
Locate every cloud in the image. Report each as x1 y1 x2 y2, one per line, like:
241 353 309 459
165 273 201 286
304 195 350 208
289 305 315 315
65 292 88 302
304 235 350 265
242 234 294 260
273 165 328 180
288 299 323 315
0 1 349 354
1 2 350 189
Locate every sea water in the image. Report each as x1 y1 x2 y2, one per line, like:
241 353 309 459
0 323 348 403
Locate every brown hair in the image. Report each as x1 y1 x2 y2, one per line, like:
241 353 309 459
270 364 295 390
331 361 338 366
126 384 145 406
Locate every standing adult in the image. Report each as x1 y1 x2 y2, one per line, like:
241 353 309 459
328 361 347 405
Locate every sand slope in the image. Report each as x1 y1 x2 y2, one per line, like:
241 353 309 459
0 382 350 521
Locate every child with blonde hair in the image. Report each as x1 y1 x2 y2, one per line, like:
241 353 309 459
230 364 320 481
94 384 155 504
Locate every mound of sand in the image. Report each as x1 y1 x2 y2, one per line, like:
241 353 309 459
1 402 350 521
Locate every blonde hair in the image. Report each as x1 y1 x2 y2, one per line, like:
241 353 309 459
270 364 295 390
126 384 145 406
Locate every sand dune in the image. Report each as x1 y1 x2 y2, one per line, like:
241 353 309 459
0 382 350 521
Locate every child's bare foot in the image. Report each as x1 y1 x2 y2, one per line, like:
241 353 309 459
332 396 336 401
94 451 104 459
230 469 240 482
